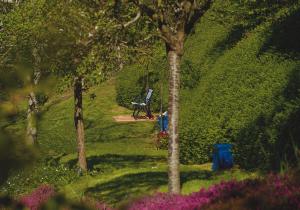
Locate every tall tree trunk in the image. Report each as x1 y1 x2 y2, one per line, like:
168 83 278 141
167 48 181 194
117 45 124 71
26 92 38 145
26 47 41 145
74 76 87 173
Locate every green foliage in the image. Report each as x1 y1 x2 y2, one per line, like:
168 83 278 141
36 92 49 105
1 161 77 195
116 45 204 112
1 79 256 206
0 130 35 185
179 3 300 170
116 47 169 112
116 2 300 170
0 59 36 186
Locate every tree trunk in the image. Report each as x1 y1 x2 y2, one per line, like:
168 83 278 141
26 47 41 145
74 76 87 173
117 45 124 71
167 49 181 194
26 92 38 145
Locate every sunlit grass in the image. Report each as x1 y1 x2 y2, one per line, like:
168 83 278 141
2 79 258 207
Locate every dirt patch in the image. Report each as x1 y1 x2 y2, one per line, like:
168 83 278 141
113 115 156 122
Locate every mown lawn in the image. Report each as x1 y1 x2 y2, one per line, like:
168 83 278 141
1 79 258 207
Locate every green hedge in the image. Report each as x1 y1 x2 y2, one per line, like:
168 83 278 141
116 57 169 112
116 47 203 113
116 3 300 170
179 6 300 170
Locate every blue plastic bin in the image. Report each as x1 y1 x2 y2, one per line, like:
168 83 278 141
212 144 233 171
158 112 168 132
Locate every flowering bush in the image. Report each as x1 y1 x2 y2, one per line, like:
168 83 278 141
128 180 250 210
4 172 300 210
81 197 112 210
19 185 55 210
128 172 300 210
205 173 300 210
18 185 112 210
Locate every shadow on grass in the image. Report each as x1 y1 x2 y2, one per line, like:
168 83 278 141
67 154 166 172
86 122 155 143
85 170 212 205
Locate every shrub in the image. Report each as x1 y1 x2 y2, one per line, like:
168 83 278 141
36 92 49 106
205 172 300 210
5 185 112 210
115 2 300 170
40 194 112 210
179 5 300 170
127 172 300 210
116 50 169 112
116 48 200 112
1 159 78 195
127 180 247 210
19 185 55 210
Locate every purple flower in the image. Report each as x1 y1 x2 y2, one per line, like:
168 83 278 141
19 185 55 210
128 180 245 210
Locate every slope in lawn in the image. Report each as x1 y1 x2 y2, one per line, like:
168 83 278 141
1 80 256 207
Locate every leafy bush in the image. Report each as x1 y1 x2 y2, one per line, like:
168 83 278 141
179 5 300 170
116 49 169 112
116 2 300 170
155 132 168 150
36 92 49 106
1 160 77 195
116 47 200 112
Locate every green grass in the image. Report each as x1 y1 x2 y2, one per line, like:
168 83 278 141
1 79 258 207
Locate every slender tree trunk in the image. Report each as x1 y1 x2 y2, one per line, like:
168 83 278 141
117 45 124 71
26 47 41 145
167 48 182 194
26 92 38 145
74 76 87 173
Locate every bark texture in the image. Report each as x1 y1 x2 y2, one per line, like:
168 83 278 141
26 92 38 145
167 49 181 194
26 47 41 145
74 76 87 173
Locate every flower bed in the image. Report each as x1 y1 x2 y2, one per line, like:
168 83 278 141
128 173 300 210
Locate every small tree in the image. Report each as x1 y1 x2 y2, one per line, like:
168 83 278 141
0 0 49 145
41 1 97 173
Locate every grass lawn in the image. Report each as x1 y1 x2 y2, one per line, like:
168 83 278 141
1 79 258 207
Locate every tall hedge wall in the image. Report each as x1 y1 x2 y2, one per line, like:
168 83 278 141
116 3 300 170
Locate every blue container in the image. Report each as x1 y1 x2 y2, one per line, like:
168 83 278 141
212 144 233 171
158 112 168 132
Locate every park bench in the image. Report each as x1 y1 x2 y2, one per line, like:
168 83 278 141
131 89 153 119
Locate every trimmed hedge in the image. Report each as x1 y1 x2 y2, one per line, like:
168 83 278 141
116 3 300 170
116 48 203 112
179 5 300 170
116 47 169 112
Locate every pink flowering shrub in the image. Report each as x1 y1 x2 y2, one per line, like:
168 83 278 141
94 201 112 210
81 196 112 210
19 185 55 210
128 180 251 210
12 172 300 210
204 173 300 210
18 185 112 210
128 172 300 210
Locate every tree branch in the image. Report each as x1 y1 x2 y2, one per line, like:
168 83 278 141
123 11 141 28
131 0 156 19
185 0 213 34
